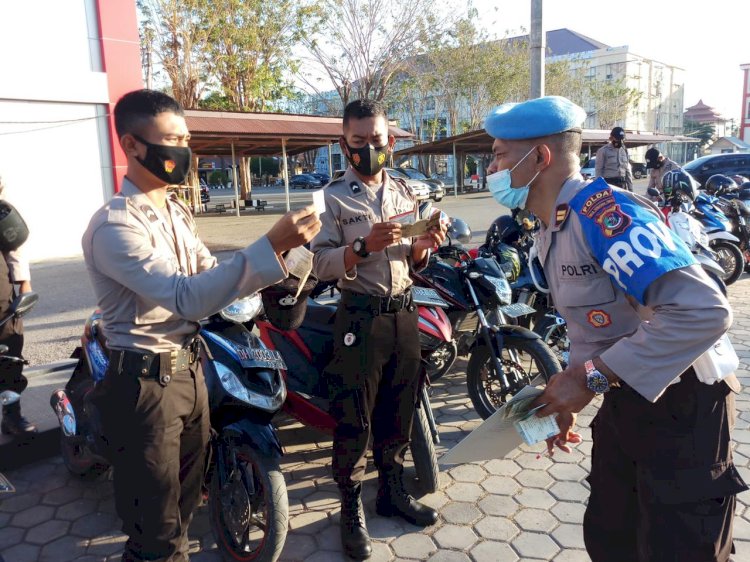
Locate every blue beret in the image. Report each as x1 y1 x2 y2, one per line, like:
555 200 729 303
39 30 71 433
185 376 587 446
484 96 587 140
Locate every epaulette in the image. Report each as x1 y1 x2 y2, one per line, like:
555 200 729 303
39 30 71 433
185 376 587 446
107 196 128 224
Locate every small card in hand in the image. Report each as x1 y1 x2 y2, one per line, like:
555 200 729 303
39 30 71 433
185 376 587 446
401 214 440 238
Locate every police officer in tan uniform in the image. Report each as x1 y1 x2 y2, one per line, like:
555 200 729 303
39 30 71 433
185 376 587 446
312 99 444 560
594 126 633 191
82 89 321 562
484 96 747 562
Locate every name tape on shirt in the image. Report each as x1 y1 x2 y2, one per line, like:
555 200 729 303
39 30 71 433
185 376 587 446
570 178 696 304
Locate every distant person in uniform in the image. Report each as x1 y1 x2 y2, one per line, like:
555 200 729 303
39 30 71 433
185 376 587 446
0 175 34 435
594 126 633 191
646 147 680 196
82 89 321 562
484 96 747 562
312 99 445 560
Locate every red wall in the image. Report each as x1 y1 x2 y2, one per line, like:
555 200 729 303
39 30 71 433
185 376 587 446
95 0 144 191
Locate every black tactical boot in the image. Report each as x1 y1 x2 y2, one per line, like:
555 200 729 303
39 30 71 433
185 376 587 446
375 469 438 527
1 402 37 435
339 482 372 560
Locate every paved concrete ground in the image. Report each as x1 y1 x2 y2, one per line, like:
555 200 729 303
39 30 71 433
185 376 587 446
4 180 750 561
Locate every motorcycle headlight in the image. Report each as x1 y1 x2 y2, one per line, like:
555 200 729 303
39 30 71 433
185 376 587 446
220 294 263 323
487 275 513 305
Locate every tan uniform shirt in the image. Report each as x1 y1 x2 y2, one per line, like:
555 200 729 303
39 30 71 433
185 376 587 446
536 173 734 402
312 168 420 296
82 178 287 352
595 143 633 181
647 158 680 190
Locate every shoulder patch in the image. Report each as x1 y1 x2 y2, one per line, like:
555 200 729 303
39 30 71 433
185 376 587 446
570 178 696 304
139 204 159 223
107 196 128 224
349 181 363 196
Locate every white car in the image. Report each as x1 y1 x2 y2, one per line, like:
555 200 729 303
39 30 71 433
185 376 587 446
581 157 596 179
386 168 430 200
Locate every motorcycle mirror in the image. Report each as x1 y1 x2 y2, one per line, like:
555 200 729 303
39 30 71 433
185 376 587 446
647 187 661 198
9 292 39 319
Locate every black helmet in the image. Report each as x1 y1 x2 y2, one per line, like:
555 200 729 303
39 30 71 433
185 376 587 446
662 170 698 201
260 275 318 331
447 218 472 244
705 174 737 195
0 202 29 252
486 214 521 246
645 148 661 168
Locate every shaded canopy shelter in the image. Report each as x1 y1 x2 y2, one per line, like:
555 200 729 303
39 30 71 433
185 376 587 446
182 109 412 213
395 128 698 195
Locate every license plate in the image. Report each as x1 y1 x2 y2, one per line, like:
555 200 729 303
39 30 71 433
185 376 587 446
412 286 450 308
500 303 537 318
233 345 287 370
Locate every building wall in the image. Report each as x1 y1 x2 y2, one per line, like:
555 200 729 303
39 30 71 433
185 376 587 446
0 0 142 261
741 64 750 142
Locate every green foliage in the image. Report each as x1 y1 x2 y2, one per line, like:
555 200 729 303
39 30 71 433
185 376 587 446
208 170 228 185
684 119 716 148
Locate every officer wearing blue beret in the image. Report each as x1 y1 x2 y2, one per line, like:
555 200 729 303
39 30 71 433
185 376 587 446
485 96 746 562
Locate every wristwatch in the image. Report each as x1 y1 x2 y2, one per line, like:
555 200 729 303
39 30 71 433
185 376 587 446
352 237 370 258
585 359 610 394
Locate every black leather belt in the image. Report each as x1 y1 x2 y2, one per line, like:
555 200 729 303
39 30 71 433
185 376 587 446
341 289 414 314
109 339 201 385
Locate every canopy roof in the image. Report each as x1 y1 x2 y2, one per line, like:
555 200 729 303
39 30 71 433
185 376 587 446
394 128 698 157
185 109 413 156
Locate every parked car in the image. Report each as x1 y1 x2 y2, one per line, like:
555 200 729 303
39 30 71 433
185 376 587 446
310 172 331 185
630 161 646 179
399 167 445 201
683 153 750 187
581 157 596 179
385 168 430 200
290 174 324 189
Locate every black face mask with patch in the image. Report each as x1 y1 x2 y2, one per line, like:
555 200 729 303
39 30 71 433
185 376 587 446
345 143 389 176
133 135 192 185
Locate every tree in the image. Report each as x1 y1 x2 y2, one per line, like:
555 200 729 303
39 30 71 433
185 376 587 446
138 0 219 108
301 0 450 107
684 119 716 150
586 76 642 130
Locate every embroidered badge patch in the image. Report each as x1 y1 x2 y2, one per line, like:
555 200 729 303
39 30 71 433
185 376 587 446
140 205 159 222
344 333 356 346
164 160 176 174
595 204 632 237
349 182 361 194
587 309 612 328
352 153 361 166
580 189 615 219
279 295 298 306
377 152 386 165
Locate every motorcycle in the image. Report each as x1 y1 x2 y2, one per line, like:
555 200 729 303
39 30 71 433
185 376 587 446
0 293 40 500
255 288 447 495
52 295 291 562
691 190 744 285
480 213 570 368
414 237 561 420
704 185 750 272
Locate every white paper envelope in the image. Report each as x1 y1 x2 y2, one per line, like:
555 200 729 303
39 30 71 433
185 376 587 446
312 189 326 215
439 386 544 465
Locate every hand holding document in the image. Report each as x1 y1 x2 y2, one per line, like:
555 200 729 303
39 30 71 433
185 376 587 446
439 386 560 465
283 246 315 298
389 208 441 238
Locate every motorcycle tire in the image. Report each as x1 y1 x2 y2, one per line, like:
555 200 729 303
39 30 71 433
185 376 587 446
711 240 744 286
532 316 570 369
425 340 458 381
467 337 560 420
210 444 288 562
409 405 439 494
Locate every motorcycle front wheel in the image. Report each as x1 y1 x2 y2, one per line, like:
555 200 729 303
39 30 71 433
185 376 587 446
210 445 288 562
425 340 458 381
409 405 439 494
711 240 744 286
467 337 560 420
532 316 570 369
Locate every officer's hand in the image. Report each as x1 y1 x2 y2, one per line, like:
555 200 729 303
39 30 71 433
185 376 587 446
544 411 582 457
534 364 595 417
366 222 401 253
413 223 447 252
267 206 322 255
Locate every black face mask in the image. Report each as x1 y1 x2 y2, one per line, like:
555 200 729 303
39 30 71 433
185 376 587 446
133 135 192 185
653 160 664 169
345 142 389 176
612 140 623 148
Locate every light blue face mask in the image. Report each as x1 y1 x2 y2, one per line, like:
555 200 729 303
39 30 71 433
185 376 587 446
487 146 540 210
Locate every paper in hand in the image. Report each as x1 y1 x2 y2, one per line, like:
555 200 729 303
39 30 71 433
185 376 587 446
283 246 315 298
401 214 441 238
312 189 326 215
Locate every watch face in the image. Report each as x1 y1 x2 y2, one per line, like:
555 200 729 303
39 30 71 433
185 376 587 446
587 371 610 394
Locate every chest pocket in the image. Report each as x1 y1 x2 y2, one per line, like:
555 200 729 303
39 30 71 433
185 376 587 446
555 275 620 343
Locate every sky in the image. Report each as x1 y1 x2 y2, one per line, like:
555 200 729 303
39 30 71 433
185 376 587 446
471 0 748 122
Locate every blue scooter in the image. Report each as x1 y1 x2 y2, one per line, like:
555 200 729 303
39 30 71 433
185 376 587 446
51 295 291 562
691 191 744 285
